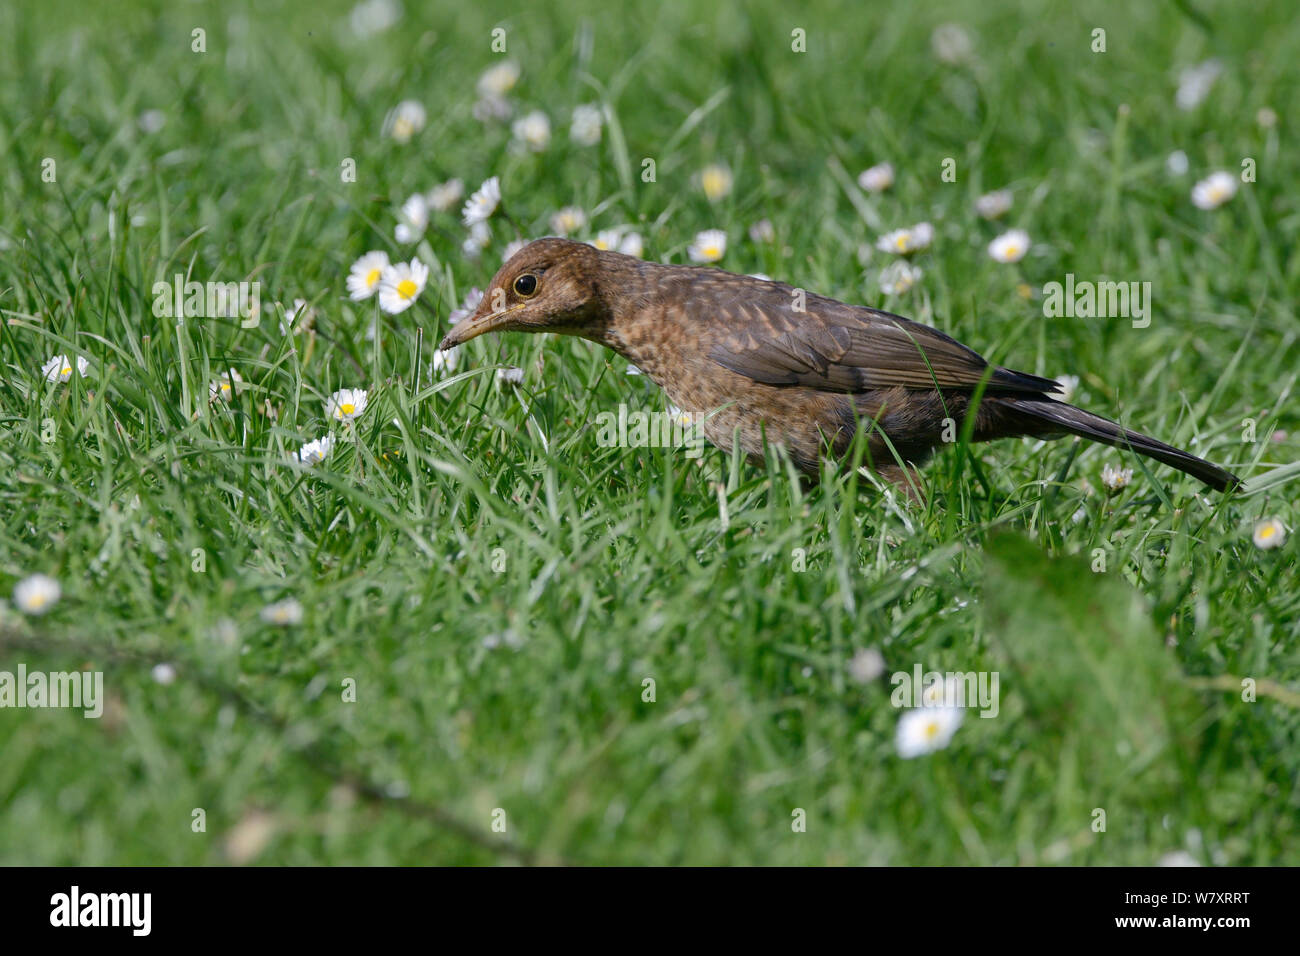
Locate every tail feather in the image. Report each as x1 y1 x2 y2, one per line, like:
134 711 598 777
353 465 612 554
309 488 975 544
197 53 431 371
999 398 1241 493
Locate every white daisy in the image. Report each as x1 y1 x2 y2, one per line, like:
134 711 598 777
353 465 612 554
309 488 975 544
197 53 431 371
497 366 525 386
618 232 644 258
461 220 491 259
13 573 60 615
1100 463 1133 495
349 0 401 37
896 706 963 758
975 188 1013 219
472 96 512 123
295 435 334 465
384 99 426 143
394 193 429 243
42 354 89 383
1176 59 1222 111
857 162 894 193
426 179 464 213
1252 518 1287 550
347 251 391 300
1166 151 1189 176
477 60 520 99
280 298 315 334
1257 107 1278 129
879 260 922 295
512 110 551 151
260 597 304 626
590 229 622 251
876 222 934 255
549 206 586 235
462 176 501 225
931 23 973 64
151 663 177 685
209 369 243 402
1191 171 1237 210
570 104 603 146
327 388 369 422
432 347 460 375
688 229 727 263
847 647 885 684
502 238 528 261
378 258 428 314
748 219 775 243
988 228 1030 263
1055 374 1079 404
699 164 733 202
137 109 165 133
448 288 483 325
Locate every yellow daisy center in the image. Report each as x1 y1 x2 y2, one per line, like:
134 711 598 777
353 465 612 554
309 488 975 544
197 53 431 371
895 235 909 251
1260 525 1276 539
340 403 355 415
1004 244 1020 258
28 593 48 609
924 720 941 740
397 279 418 299
703 246 720 259
366 268 382 286
62 366 72 376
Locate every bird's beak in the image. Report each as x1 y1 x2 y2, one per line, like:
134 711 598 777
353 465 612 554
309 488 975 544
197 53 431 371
437 300 525 350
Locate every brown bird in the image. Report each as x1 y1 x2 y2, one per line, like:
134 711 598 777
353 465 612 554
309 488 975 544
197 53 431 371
438 238 1240 498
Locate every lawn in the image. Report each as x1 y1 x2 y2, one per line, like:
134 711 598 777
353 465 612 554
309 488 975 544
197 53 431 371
1 0 1297 865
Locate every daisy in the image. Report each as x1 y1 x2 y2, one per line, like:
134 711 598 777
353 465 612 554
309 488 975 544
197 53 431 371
590 229 622 251
461 220 491 259
1176 59 1222 111
549 206 587 235
295 435 334 465
688 229 727 263
699 164 733 202
1055 374 1079 404
502 238 528 261
1192 171 1237 210
1166 151 1189 176
1100 463 1133 495
879 261 922 295
462 176 501 225
137 109 165 133
975 188 1013 219
432 347 460 375
570 104 603 146
327 388 369 422
448 288 483 325
931 23 973 64
347 251 390 300
876 222 934 255
988 228 1030 263
1252 518 1287 550
857 162 894 193
378 258 428 314
280 299 315 334
151 663 177 685
384 100 426 143
13 573 60 615
42 354 89 383
426 179 464 213
896 706 963 758
618 232 644 258
497 366 525 386
1257 107 1278 129
349 0 401 36
209 369 243 402
748 219 775 243
477 60 520 99
847 647 885 684
260 597 304 626
394 193 429 243
512 110 551 151
472 96 512 123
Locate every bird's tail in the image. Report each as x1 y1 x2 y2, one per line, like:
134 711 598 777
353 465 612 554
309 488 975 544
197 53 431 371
997 398 1241 492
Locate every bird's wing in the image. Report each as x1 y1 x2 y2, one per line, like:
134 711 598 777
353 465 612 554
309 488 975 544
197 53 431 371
705 293 1060 395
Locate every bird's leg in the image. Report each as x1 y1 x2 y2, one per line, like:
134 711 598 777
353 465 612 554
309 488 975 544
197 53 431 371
873 463 928 505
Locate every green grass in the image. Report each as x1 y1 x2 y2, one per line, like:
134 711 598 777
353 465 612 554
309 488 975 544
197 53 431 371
1 0 1298 865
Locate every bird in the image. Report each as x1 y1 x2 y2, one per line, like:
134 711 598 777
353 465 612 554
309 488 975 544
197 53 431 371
438 238 1240 499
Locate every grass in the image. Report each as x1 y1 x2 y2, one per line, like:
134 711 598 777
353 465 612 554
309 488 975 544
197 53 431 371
1 0 1298 865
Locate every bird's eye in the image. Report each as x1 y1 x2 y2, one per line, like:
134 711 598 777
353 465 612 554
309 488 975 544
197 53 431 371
513 273 539 297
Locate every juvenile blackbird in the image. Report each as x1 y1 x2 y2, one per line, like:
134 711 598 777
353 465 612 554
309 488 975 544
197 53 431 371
439 238 1240 497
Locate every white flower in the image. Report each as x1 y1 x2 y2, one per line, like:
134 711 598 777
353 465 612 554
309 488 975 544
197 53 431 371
1176 59 1222 111
280 298 315 334
848 647 885 683
1055 374 1079 404
1158 850 1201 867
378 258 428 314
42 354 89 383
618 232 644 258
13 573 60 615
688 229 727 263
137 109 165 133
879 260 922 295
896 706 963 758
327 388 369 422
876 222 934 255
296 435 334 465
699 164 732 202
1253 518 1287 550
151 663 177 685
549 206 586 236
461 220 491 259
857 162 894 193
260 598 304 626
472 96 512 123
384 99 426 143
1166 151 1189 176
988 228 1030 263
347 250 391 300
975 188 1013 219
931 23 973 64
1191 171 1237 210
462 176 501 225
349 0 401 37
749 219 775 243
502 238 528 261
432 347 459 375
394 193 429 243
1257 107 1278 129
570 104 603 146
1100 463 1133 495
590 229 622 251
512 110 551 151
477 60 520 99
209 369 243 402
426 179 464 213
497 366 525 386
448 288 483 325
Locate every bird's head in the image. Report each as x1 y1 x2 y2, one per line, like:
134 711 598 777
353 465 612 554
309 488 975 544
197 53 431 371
438 238 608 350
